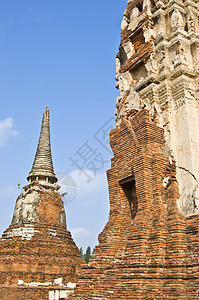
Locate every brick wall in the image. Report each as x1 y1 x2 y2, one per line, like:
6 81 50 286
71 109 199 299
0 191 83 299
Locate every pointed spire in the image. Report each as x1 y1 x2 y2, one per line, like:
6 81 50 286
27 107 57 185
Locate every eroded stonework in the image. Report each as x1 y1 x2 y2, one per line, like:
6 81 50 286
1 1 199 299
0 108 83 300
11 184 66 228
71 109 199 300
11 190 40 225
69 0 199 299
115 0 199 217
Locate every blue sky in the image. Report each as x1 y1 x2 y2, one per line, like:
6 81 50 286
0 1 127 251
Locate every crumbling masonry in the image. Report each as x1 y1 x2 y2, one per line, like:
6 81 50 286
70 0 199 299
0 108 83 300
0 0 199 299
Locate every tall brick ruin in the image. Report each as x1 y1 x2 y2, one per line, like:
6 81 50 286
0 108 82 300
1 0 199 299
71 0 199 299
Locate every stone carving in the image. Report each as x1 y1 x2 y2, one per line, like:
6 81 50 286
130 7 140 20
187 11 196 33
115 72 132 96
174 44 188 66
171 9 184 31
143 25 153 42
173 88 195 110
145 53 158 74
122 41 135 59
115 95 122 110
116 57 121 74
143 0 152 15
121 17 128 30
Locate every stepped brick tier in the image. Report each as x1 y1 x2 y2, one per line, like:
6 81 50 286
71 109 199 299
70 0 199 298
0 108 83 300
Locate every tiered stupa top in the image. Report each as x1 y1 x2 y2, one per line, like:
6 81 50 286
27 107 58 187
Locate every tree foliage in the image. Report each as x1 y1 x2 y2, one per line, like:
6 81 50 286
79 247 84 259
79 246 95 263
84 246 91 263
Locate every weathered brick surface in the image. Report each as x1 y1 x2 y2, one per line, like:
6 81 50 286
0 190 83 299
71 110 199 299
0 107 83 299
0 286 49 300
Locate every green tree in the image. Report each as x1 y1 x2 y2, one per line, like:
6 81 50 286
84 246 91 263
79 246 95 263
79 247 84 259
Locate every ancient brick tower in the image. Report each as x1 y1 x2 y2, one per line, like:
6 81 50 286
71 0 199 299
115 0 199 217
0 108 82 300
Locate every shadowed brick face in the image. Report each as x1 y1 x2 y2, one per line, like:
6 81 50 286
71 110 199 299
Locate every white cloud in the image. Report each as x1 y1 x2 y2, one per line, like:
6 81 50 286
57 169 108 207
58 169 110 250
68 169 107 200
0 117 19 147
71 227 91 239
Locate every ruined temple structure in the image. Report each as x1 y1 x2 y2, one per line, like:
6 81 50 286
0 0 199 299
71 0 199 299
0 107 83 300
